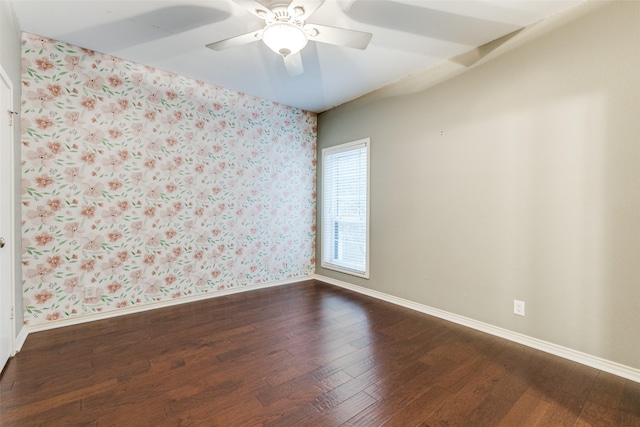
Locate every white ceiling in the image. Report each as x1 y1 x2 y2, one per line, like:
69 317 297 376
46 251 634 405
10 0 584 113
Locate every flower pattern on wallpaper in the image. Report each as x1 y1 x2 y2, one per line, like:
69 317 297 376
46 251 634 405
21 33 317 325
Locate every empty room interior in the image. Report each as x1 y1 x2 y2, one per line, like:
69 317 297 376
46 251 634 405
1 0 639 425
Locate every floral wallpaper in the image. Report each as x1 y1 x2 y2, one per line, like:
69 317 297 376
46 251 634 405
20 33 317 326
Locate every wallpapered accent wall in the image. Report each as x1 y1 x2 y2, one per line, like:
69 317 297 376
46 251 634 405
20 33 317 326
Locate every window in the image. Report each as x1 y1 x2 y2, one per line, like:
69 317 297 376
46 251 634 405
321 138 369 278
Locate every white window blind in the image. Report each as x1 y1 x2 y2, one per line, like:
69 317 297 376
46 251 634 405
321 138 369 278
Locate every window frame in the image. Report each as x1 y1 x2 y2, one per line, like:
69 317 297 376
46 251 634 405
321 138 370 279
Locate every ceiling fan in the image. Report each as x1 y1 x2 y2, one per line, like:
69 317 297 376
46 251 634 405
205 0 373 76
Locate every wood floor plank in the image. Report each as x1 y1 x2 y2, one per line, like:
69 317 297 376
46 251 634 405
311 361 400 414
3 400 88 427
575 372 626 426
532 363 598 426
1 378 117 424
346 365 440 426
377 385 451 426
423 349 517 426
1 280 638 426
464 393 517 426
263 402 321 427
315 390 378 426
621 380 640 417
616 411 640 427
497 391 551 426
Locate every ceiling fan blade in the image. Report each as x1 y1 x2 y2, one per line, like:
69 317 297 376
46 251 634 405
233 0 272 20
283 52 304 76
304 24 372 50
205 29 262 51
288 0 324 21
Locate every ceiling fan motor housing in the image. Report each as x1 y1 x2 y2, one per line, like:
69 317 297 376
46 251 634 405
266 4 305 26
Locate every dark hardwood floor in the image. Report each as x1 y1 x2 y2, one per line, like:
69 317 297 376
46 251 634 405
1 280 639 426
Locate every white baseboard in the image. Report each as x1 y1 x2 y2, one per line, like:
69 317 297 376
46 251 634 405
25 275 314 335
313 274 640 384
13 326 28 354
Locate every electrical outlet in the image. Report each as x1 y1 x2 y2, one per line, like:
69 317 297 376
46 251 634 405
514 299 525 316
85 285 96 299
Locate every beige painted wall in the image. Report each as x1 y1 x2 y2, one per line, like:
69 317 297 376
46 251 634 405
0 1 24 332
317 1 640 369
